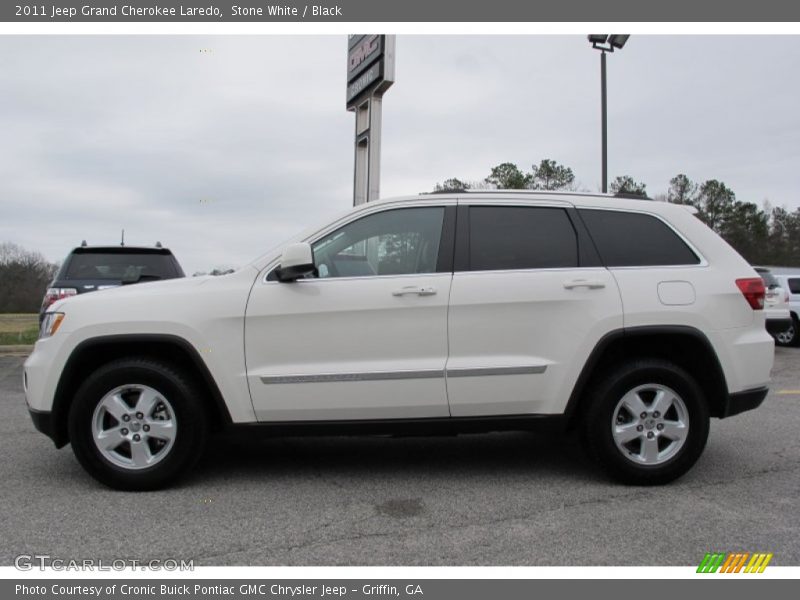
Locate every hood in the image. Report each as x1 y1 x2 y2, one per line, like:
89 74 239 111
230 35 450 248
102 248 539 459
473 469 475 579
48 266 259 315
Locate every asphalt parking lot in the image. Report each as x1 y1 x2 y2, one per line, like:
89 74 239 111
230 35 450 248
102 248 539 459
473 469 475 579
1 348 798 566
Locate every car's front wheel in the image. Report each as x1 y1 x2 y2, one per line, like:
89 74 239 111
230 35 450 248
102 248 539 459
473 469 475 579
583 359 709 485
68 358 207 491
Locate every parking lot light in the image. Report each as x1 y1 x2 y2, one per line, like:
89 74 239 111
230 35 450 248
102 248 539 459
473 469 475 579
588 34 630 193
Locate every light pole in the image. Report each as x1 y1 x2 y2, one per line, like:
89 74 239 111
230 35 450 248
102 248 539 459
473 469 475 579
588 34 629 193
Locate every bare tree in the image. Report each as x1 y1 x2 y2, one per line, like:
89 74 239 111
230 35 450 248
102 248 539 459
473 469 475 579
0 242 58 312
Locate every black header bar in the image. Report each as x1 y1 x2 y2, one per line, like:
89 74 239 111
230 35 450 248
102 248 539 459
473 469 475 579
4 0 800 22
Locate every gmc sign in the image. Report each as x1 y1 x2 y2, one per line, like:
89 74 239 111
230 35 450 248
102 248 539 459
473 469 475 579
346 34 395 107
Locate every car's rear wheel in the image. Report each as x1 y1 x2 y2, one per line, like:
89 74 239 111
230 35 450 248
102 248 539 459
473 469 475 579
583 359 709 485
774 315 799 347
68 359 207 491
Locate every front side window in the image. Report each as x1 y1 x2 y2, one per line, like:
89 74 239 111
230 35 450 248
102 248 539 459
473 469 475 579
311 207 445 278
579 209 700 267
468 206 578 271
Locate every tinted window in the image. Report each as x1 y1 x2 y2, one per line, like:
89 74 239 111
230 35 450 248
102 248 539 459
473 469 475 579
788 278 800 295
756 269 780 288
579 209 700 267
64 252 178 281
311 207 445 278
468 206 578 271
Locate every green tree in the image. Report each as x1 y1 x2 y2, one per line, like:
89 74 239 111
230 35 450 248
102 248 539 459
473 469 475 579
696 180 735 233
610 175 647 197
485 162 531 189
768 206 800 266
529 159 575 191
433 178 470 192
667 174 698 205
719 201 769 264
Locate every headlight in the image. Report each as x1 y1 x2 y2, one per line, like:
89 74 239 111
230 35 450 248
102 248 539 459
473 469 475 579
39 312 65 339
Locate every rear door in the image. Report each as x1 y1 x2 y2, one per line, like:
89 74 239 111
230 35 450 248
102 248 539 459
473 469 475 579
445 200 623 417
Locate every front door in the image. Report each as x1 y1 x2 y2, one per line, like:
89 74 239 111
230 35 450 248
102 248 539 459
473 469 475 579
245 204 455 422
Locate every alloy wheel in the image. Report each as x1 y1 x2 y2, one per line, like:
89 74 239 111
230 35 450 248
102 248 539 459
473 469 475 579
611 383 689 465
91 384 177 470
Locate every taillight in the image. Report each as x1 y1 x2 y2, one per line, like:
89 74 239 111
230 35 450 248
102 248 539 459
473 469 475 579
41 287 77 311
736 278 765 310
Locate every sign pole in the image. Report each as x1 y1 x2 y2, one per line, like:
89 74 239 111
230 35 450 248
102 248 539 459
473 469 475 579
347 35 395 206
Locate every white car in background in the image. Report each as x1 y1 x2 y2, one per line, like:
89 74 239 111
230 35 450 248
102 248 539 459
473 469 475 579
754 267 793 346
773 273 800 346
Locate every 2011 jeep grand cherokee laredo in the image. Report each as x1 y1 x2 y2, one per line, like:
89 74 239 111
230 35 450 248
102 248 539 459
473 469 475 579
24 192 774 490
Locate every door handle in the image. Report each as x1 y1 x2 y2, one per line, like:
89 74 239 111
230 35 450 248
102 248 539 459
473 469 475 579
563 279 606 290
392 286 437 297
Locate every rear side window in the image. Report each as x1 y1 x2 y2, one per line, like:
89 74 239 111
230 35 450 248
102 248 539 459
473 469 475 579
788 278 800 294
64 252 179 281
579 209 700 267
468 206 578 271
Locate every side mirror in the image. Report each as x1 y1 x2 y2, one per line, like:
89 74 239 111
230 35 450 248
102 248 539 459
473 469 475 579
275 242 315 282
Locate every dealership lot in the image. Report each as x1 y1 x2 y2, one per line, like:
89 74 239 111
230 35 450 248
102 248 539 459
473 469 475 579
1 348 798 566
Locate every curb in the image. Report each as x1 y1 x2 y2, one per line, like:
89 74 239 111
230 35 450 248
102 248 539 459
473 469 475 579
0 345 33 355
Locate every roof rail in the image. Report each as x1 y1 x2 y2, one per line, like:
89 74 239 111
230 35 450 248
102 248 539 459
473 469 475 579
418 189 653 200
612 192 652 200
422 188 469 195
464 189 614 199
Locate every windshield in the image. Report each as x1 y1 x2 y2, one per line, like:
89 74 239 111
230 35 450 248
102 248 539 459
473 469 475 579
64 252 179 281
757 270 780 289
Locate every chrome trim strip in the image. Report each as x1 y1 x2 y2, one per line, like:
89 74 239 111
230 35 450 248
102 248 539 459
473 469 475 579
446 365 547 378
260 370 443 384
259 365 547 384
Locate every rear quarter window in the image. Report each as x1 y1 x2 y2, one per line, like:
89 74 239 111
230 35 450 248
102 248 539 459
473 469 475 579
579 209 700 267
788 278 800 295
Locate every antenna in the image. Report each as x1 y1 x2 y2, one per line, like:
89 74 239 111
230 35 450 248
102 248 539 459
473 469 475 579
121 229 125 246
81 240 87 247
155 241 162 248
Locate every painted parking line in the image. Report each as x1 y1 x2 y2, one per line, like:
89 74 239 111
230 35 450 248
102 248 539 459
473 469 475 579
776 390 800 395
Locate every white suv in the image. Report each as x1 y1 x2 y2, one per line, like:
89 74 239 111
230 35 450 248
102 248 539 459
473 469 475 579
774 274 800 346
754 267 792 345
24 192 774 490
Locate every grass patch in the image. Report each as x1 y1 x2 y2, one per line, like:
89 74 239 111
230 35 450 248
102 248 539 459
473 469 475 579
0 313 38 345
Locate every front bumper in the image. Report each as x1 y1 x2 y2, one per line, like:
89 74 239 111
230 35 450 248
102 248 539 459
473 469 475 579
28 407 60 445
721 387 768 418
766 317 792 335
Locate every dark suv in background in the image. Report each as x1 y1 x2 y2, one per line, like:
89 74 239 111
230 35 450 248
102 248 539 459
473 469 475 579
40 243 184 319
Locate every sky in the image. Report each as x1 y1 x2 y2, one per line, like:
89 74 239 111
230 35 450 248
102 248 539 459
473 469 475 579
1 35 799 275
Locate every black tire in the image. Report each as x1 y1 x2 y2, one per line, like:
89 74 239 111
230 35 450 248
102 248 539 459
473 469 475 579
582 359 709 485
774 314 800 347
68 358 208 491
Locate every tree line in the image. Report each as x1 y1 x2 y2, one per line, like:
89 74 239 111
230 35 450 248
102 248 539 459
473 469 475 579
434 160 800 267
0 242 58 313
